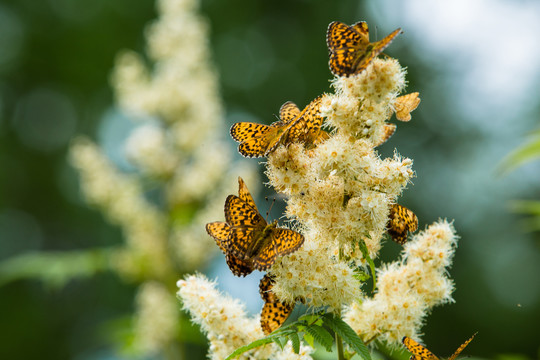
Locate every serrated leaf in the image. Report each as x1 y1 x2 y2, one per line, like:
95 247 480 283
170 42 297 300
305 324 333 352
224 337 275 360
322 313 371 360
303 332 315 348
289 332 300 354
357 240 377 291
272 336 285 350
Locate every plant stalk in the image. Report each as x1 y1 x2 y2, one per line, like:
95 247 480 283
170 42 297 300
336 332 345 360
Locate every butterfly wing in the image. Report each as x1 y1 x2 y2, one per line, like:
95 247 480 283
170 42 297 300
230 122 280 158
259 274 294 335
237 176 258 213
273 96 325 153
251 243 277 271
225 252 254 277
205 222 231 253
327 21 366 76
273 228 305 257
352 27 402 74
279 101 301 124
387 204 418 245
447 333 477 360
225 195 267 259
395 92 421 122
402 337 439 360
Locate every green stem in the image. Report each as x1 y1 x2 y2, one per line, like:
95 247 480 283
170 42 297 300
336 332 345 360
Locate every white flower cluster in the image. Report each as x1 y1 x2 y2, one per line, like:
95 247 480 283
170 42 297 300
267 59 414 311
70 0 259 356
177 56 460 357
134 281 179 354
344 220 457 344
69 138 173 281
177 274 314 360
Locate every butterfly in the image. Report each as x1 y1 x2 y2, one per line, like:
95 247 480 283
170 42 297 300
402 333 477 360
206 177 305 276
395 92 421 122
259 274 294 335
387 204 418 245
230 96 327 158
326 21 402 77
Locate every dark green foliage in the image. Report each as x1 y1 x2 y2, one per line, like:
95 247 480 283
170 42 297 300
225 312 371 360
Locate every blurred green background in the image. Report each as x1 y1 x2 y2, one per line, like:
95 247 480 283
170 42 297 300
1 0 539 359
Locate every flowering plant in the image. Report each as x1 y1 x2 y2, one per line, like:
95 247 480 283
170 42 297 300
178 21 461 360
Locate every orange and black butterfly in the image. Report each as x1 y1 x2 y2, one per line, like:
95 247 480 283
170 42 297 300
326 21 402 77
402 333 477 360
259 274 294 335
230 96 328 158
387 204 418 245
206 177 304 276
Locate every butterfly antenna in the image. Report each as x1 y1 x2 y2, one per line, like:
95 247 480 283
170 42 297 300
265 197 276 221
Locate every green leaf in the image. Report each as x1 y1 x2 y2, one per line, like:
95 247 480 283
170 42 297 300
498 131 540 174
305 324 333 352
322 313 371 360
298 313 324 326
303 332 315 348
272 336 286 350
289 332 300 354
357 239 377 291
0 249 113 288
509 200 540 216
224 336 275 360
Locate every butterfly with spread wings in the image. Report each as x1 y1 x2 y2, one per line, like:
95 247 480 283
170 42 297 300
230 96 328 158
402 333 477 360
326 21 402 77
206 177 305 276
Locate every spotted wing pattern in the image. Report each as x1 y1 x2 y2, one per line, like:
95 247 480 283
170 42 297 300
374 123 397 147
252 244 278 271
282 96 326 149
225 195 267 257
237 176 258 212
230 97 326 157
273 228 305 256
387 204 418 245
279 101 301 124
327 21 402 77
402 333 477 360
225 252 254 277
209 177 304 274
259 274 294 335
402 337 439 360
206 222 230 252
448 333 477 360
395 92 421 122
230 122 281 158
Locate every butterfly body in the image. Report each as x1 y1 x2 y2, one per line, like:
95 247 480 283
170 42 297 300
327 21 402 77
206 177 304 275
234 214 277 260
